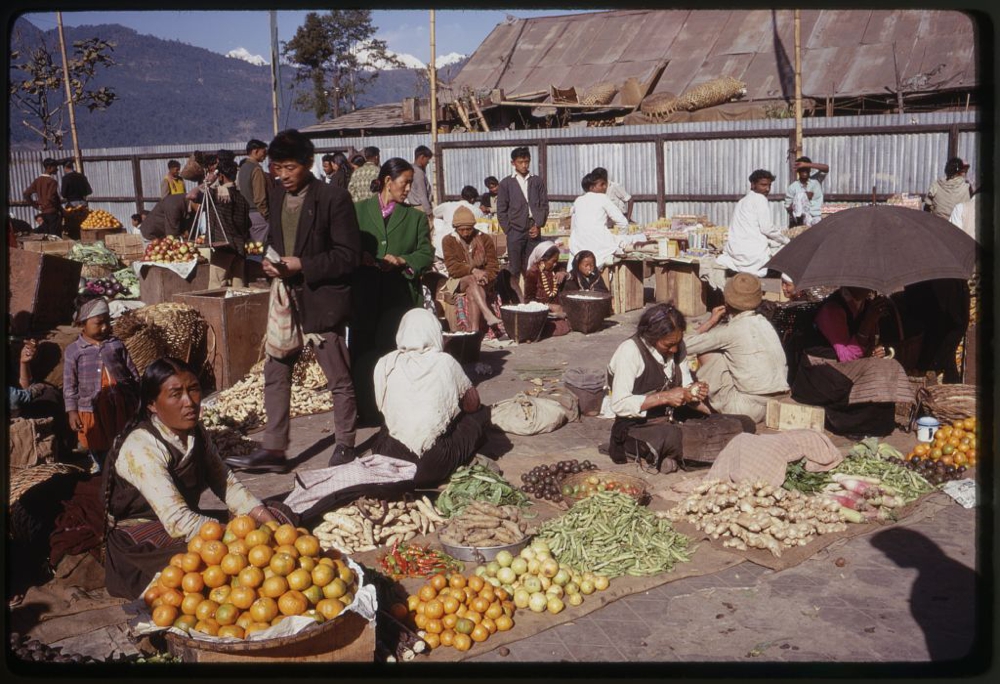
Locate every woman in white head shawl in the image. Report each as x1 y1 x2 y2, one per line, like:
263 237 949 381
371 308 491 486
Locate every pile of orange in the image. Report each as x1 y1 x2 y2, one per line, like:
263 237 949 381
907 416 978 469
143 517 358 639
399 572 516 652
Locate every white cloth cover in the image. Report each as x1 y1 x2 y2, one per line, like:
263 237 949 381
374 308 472 456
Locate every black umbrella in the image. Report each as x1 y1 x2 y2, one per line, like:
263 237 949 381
766 205 978 293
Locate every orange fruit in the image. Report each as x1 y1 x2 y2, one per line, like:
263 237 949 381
465 610 483 625
248 544 274 568
294 535 320 558
228 515 257 539
454 617 474 635
423 632 441 650
209 585 232 606
195 599 219 622
199 520 224 542
269 553 297 577
914 444 929 456
160 588 183 609
495 588 509 602
453 633 472 652
322 578 347 600
941 455 955 467
152 604 178 627
143 585 163 607
238 566 265 589
262 576 289 599
173 614 198 632
180 552 204 573
471 596 490 614
203 565 228 589
193 619 220 636
181 592 203 616
463 586 476 603
218 625 244 639
221 553 248 576
954 452 968 466
200 540 228 566
417 584 437 602
929 448 943 461
249 597 278 623
425 618 443 634
169 553 185 569
215 603 239 626
470 624 490 643
181 571 205 594
429 574 448 592
311 564 335 588
478 585 496 603
448 573 467 590
316 598 344 620
230 585 256 610
440 629 456 647
273 524 299 547
441 596 460 615
245 529 271 549
481 617 497 634
337 565 354 585
287 568 313 592
275 544 300 559
159 565 184 589
227 539 250 557
484 601 503 620
495 614 514 631
424 599 445 620
442 613 458 630
413 613 428 630
278 590 309 616
245 622 270 636
467 575 485 593
236 612 254 630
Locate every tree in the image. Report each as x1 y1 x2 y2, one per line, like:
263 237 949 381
283 10 402 121
9 36 118 150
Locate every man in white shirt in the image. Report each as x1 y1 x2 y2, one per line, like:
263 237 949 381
717 169 789 276
432 185 484 267
570 173 644 269
783 156 828 226
592 167 633 221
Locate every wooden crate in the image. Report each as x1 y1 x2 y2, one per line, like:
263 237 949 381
80 227 123 244
164 611 375 663
172 287 270 389
653 259 708 317
20 238 76 257
138 262 210 305
611 258 645 314
104 232 145 265
7 249 83 335
765 396 825 432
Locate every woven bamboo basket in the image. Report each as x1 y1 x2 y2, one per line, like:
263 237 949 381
560 291 612 334
675 76 747 111
500 306 549 343
80 262 117 279
640 92 679 118
8 463 85 506
132 303 209 366
113 312 170 375
915 384 977 423
579 81 617 106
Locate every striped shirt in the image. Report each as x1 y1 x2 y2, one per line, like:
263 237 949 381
62 335 139 412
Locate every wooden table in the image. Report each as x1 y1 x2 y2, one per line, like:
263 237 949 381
610 257 646 314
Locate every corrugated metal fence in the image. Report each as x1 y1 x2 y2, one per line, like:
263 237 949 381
8 111 979 228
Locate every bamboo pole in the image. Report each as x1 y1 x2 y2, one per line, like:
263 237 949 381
270 11 280 135
794 10 803 159
471 96 491 132
56 12 82 164
430 10 438 143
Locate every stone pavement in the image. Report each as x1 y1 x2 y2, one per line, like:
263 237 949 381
229 304 982 667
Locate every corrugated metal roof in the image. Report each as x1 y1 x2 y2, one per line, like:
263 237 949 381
451 9 977 104
300 103 429 134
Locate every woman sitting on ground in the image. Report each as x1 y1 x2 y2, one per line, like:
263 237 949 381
606 303 754 473
368 309 491 488
791 286 915 437
102 357 294 599
522 241 572 337
562 250 609 294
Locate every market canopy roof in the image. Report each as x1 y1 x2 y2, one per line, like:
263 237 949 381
448 9 977 105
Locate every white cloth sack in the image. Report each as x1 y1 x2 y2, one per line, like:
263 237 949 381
491 392 568 435
264 277 303 359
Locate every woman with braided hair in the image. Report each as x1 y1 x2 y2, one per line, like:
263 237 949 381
102 357 295 599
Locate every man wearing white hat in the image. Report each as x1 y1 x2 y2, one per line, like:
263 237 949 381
683 273 789 422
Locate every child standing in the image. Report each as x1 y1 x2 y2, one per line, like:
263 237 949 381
63 297 139 471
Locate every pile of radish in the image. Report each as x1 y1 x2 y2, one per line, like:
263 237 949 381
821 474 905 523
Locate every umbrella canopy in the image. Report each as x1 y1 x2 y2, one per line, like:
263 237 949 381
766 205 978 293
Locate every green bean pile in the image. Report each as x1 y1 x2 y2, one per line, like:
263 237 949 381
832 454 934 504
538 491 691 578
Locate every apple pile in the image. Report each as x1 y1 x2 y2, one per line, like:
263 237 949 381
142 235 197 263
245 241 265 255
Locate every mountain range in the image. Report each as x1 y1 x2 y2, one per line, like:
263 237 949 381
8 18 468 151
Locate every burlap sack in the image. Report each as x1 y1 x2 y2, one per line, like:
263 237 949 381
490 393 568 435
8 417 58 469
264 277 303 359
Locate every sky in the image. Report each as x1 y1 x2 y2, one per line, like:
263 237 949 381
24 9 595 65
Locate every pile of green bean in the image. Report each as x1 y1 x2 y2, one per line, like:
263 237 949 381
538 491 691 578
832 453 934 504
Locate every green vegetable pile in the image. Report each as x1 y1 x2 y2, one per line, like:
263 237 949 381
833 439 934 504
67 242 120 267
538 490 691 578
782 460 833 494
435 464 531 518
113 267 140 298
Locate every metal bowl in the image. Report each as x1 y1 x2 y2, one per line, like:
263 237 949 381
438 535 531 563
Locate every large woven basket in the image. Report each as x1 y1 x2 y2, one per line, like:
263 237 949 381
500 306 549 343
640 92 679 117
132 303 209 365
560 291 612 334
915 384 977 423
8 463 85 506
675 76 747 112
579 81 617 106
113 313 170 376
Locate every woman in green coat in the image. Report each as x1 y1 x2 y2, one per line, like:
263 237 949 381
351 157 434 424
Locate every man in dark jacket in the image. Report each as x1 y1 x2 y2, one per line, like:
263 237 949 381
139 193 193 241
224 129 361 473
60 159 93 206
497 146 549 301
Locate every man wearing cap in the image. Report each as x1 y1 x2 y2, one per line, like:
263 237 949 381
22 158 62 236
683 273 789 422
441 206 502 333
60 159 93 207
923 157 972 220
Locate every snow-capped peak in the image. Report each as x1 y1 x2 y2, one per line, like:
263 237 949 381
356 44 425 71
226 47 267 66
435 52 466 68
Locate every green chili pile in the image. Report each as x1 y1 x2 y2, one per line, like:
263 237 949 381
538 491 691 578
435 464 531 518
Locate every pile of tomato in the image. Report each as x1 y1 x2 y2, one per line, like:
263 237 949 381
902 417 977 483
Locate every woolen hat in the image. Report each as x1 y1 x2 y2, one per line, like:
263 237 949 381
724 273 762 311
452 206 477 227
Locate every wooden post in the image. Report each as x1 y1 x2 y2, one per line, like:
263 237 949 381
131 155 145 217
655 136 666 219
429 10 438 203
56 12 82 165
471 97 491 132
793 10 803 158
270 11 280 135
